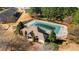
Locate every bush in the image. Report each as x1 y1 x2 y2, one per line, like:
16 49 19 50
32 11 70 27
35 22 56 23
50 43 59 51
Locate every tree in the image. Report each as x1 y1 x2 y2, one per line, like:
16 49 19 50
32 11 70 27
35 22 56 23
28 7 78 21
48 30 56 42
27 7 42 15
14 22 25 34
72 8 79 24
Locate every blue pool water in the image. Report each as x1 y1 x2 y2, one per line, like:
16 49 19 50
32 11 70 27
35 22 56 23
26 20 61 34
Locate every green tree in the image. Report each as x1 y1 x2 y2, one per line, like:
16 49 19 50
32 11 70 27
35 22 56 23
72 8 79 24
15 22 24 34
27 7 42 15
48 30 56 42
28 7 78 21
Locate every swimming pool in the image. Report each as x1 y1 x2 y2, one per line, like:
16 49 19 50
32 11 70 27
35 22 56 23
25 20 68 39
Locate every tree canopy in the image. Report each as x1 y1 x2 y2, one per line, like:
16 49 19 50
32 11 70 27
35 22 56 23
72 8 79 24
28 7 78 21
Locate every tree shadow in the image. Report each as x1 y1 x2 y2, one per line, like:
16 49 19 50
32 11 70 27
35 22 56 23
45 39 66 45
54 39 66 45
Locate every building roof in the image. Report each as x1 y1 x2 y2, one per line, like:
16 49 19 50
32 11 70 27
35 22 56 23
0 7 20 23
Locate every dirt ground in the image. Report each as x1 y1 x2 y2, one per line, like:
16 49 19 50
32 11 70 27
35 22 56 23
59 43 79 51
0 24 44 51
59 24 79 51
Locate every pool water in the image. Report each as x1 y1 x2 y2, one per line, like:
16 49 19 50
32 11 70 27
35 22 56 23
32 22 60 34
26 20 61 34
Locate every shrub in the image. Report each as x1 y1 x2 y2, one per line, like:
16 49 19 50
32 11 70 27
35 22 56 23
50 43 59 51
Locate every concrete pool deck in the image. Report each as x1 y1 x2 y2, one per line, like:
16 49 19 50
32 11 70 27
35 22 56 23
21 26 45 44
25 20 68 40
